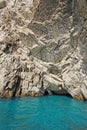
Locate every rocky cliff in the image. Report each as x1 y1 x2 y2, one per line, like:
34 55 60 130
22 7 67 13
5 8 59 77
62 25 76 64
0 0 87 100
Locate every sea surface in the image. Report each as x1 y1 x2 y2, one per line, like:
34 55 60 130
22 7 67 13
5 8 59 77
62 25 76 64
0 96 87 130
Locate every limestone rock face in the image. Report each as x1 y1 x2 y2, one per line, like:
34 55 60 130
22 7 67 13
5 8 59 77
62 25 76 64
0 0 87 100
0 0 6 9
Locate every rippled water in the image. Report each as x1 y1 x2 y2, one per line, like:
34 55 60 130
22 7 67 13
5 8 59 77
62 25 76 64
0 96 87 130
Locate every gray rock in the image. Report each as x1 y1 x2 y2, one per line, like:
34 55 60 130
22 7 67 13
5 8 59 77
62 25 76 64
0 0 87 100
0 0 7 9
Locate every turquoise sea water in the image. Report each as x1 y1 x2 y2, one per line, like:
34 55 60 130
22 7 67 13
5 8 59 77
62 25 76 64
0 96 87 130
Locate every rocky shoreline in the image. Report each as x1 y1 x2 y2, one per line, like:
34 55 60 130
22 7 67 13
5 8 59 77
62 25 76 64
0 0 87 100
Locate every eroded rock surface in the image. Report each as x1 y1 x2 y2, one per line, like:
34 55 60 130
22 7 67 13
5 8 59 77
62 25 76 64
0 0 87 100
